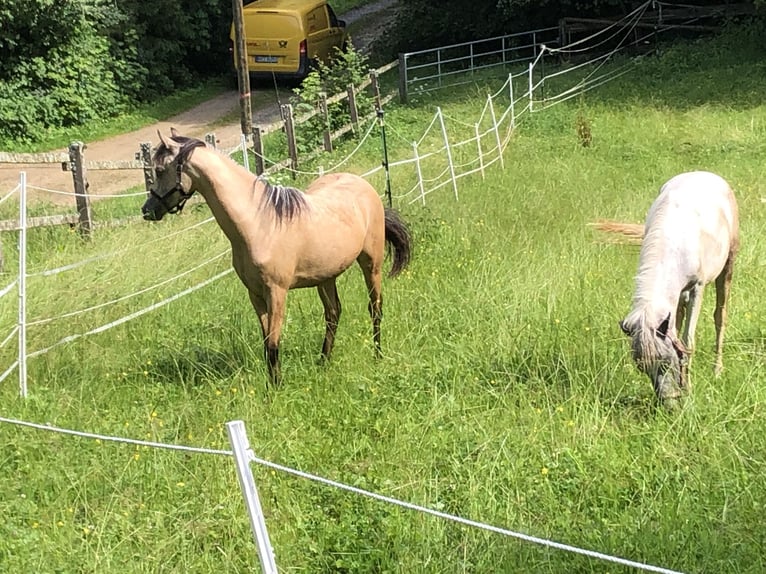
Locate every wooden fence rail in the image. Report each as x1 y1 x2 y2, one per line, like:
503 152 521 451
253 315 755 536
0 61 399 237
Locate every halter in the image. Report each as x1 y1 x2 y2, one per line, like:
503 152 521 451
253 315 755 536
150 149 198 214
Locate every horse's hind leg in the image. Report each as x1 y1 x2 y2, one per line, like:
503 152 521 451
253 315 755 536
357 252 383 357
713 251 736 376
317 278 341 361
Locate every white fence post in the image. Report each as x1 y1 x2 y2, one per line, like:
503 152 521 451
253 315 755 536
241 134 250 172
413 142 425 206
437 108 458 201
509 72 516 129
226 420 278 574
528 62 534 112
487 95 504 169
18 172 27 398
475 124 485 179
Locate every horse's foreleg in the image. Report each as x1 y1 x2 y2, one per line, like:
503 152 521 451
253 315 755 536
713 253 736 377
358 253 383 357
248 288 285 386
681 283 704 348
317 279 341 361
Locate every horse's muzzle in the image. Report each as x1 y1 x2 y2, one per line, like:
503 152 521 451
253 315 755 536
141 199 165 221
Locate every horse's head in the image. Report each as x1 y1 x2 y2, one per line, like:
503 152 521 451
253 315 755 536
141 128 205 221
620 312 689 404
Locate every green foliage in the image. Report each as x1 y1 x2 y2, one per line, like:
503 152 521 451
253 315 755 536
290 43 374 155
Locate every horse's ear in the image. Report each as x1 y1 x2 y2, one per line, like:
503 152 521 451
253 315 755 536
656 313 671 340
170 127 180 139
157 130 171 149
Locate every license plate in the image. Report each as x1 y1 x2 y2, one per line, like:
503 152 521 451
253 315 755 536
255 55 278 63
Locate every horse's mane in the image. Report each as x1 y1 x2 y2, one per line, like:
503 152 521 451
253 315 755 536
153 134 206 167
632 197 670 309
257 176 308 222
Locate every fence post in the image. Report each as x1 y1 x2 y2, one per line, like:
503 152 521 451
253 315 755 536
370 70 382 111
528 62 534 112
282 104 298 178
251 127 265 175
319 92 333 153
509 72 515 129
413 142 425 206
205 133 217 149
487 94 504 169
137 142 154 194
18 171 27 398
437 108 458 201
475 124 485 180
226 420 278 574
398 53 408 104
347 84 359 135
68 142 93 238
241 134 250 172
232 0 253 137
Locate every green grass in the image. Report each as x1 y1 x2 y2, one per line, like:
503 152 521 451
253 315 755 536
2 24 766 573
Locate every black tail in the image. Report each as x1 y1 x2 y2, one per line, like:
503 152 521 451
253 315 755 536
384 207 412 278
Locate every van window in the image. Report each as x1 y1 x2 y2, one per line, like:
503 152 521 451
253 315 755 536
306 6 329 33
328 5 340 27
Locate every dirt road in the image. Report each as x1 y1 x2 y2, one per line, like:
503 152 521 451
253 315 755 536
0 0 397 201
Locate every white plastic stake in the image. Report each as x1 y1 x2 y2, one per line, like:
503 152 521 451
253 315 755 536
226 420 278 574
18 172 27 398
413 142 425 206
528 62 534 112
437 108 458 201
509 72 515 129
475 124 485 179
487 95 504 169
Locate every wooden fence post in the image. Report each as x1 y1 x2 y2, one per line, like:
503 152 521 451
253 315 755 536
347 84 359 135
137 142 154 193
281 104 298 178
251 127 264 175
68 142 93 238
319 92 333 153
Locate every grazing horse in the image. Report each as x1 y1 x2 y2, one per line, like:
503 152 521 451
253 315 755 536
141 129 412 386
597 171 739 403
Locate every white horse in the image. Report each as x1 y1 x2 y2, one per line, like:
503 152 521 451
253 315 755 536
600 171 739 402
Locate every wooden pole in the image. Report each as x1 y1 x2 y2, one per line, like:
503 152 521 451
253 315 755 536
282 104 298 178
347 84 359 135
68 142 93 238
251 127 264 175
232 0 253 137
137 142 154 193
319 92 333 153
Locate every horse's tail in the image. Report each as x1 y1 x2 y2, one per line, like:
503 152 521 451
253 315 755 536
589 220 644 244
384 207 412 278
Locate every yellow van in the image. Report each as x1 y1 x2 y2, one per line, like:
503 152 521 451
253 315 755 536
231 0 348 81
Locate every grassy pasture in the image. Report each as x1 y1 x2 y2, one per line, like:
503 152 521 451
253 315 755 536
2 25 766 573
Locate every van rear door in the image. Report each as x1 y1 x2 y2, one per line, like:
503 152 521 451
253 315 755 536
243 10 303 74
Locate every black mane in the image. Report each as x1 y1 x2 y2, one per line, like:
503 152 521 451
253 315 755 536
258 177 308 221
153 135 206 167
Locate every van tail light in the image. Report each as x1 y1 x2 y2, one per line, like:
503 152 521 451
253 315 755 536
299 39 307 55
